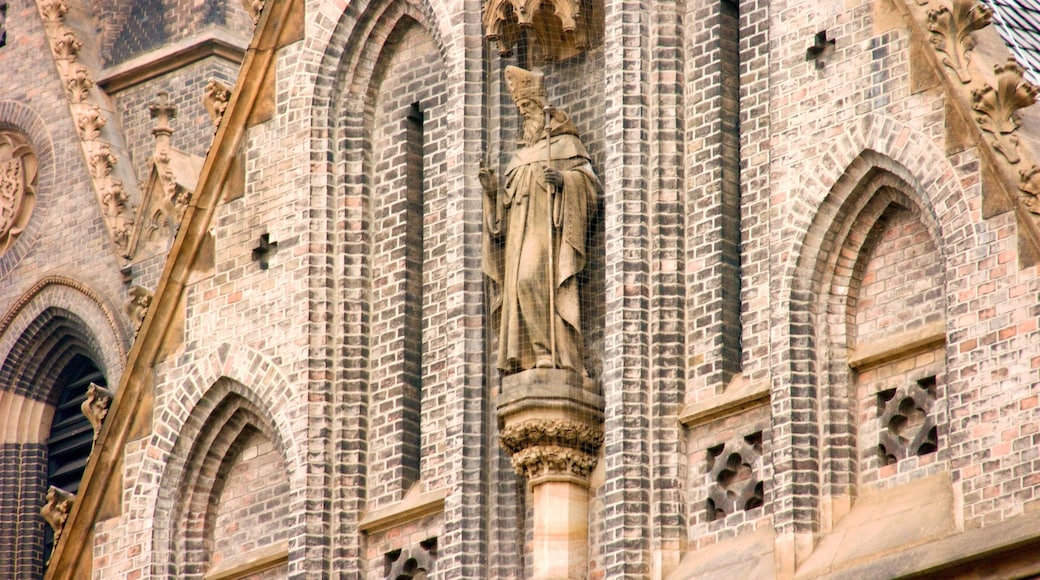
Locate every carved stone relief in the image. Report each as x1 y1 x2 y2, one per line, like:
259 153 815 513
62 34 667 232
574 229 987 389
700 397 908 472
0 132 37 257
499 418 603 481
483 0 602 63
80 382 113 444
706 433 764 521
927 0 992 83
76 105 106 141
41 486 75 546
36 0 137 259
126 94 203 259
204 79 232 129
971 59 1040 164
51 26 82 61
125 285 153 333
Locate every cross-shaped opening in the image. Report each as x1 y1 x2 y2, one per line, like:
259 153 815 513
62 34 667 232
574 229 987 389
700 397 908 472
251 233 277 270
806 30 835 69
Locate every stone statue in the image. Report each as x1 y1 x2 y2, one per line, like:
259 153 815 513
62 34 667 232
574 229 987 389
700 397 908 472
481 66 600 376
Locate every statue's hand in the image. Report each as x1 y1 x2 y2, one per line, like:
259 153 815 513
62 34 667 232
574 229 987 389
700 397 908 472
544 166 563 190
479 164 498 194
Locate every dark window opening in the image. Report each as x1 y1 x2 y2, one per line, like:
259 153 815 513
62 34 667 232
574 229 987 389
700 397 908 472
43 355 106 562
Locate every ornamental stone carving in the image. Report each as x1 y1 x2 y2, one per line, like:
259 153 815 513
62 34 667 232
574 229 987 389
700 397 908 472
80 382 113 444
64 63 94 103
927 0 992 83
88 142 117 179
971 59 1040 164
510 445 599 480
76 104 106 140
1019 165 1040 214
204 79 232 129
499 418 603 481
39 0 69 22
51 26 82 61
41 486 75 545
499 418 603 454
0 132 37 257
385 539 436 580
125 285 153 332
706 433 764 521
878 378 938 465
483 0 602 63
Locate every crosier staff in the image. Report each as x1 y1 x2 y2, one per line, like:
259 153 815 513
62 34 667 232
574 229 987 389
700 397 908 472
544 105 557 369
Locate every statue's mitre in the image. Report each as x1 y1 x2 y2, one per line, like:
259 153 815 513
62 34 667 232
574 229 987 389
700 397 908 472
504 66 546 102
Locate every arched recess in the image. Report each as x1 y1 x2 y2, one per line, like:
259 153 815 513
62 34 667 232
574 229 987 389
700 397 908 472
146 344 301 578
320 0 455 574
0 278 127 579
786 150 951 560
166 383 292 578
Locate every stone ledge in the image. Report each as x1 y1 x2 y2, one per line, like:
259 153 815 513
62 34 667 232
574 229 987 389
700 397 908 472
498 368 604 421
847 321 945 370
204 540 288 580
358 487 447 535
678 374 770 428
98 27 250 93
820 504 1040 579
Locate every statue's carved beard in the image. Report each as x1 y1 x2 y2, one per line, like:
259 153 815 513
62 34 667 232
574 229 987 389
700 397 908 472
523 115 544 146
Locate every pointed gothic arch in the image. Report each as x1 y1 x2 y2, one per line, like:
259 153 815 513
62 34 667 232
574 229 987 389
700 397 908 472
0 278 126 578
782 148 954 570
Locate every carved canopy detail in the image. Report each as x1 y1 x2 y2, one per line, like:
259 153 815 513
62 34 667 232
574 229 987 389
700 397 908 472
0 132 37 257
483 0 602 63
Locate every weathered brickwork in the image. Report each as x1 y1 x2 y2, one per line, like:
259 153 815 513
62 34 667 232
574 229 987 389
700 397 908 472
107 0 254 66
8 0 1040 578
0 443 47 579
367 23 449 510
210 429 291 570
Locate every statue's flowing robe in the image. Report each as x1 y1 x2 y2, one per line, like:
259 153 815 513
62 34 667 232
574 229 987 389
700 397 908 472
483 128 600 374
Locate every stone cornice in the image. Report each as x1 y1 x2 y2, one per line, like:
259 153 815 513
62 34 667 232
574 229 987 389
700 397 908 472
96 28 249 93
43 0 304 577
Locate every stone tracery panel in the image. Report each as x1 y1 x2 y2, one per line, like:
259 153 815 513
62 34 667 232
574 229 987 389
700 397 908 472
0 132 37 257
706 432 764 521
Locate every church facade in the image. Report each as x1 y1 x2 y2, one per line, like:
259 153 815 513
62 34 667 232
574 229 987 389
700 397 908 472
2 0 1040 577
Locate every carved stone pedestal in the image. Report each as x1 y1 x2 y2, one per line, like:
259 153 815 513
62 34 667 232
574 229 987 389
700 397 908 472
498 368 603 580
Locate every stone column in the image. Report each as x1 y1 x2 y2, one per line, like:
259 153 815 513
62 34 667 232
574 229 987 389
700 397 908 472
497 369 604 580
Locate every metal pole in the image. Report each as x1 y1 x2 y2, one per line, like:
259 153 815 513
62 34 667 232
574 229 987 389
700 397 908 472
544 105 557 368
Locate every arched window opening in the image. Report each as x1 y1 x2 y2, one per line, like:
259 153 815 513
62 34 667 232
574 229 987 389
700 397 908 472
43 354 106 560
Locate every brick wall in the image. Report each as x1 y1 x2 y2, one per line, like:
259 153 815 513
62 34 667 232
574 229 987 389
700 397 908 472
210 428 291 571
0 443 47 579
366 22 449 510
111 57 240 189
107 0 254 66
